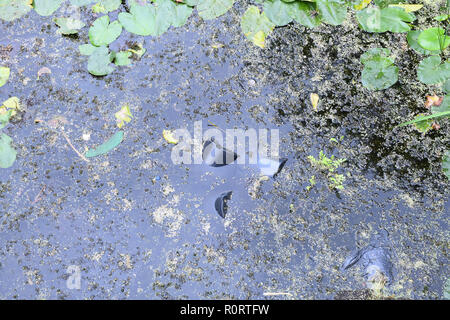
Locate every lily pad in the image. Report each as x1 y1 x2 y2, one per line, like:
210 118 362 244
0 67 10 87
33 0 64 16
54 17 86 35
263 0 293 26
87 46 115 76
288 1 322 28
407 30 440 55
91 0 121 13
241 6 275 48
417 27 450 52
417 56 450 85
113 51 132 66
70 0 95 6
316 0 347 26
85 130 124 158
361 48 398 90
357 7 415 33
89 15 122 46
79 43 97 55
197 0 235 20
0 0 33 22
118 1 160 36
0 133 17 169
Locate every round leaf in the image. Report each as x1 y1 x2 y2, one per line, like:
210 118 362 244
0 133 17 169
89 15 122 46
417 27 450 52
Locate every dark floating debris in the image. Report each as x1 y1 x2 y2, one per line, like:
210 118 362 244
202 138 238 167
341 245 394 289
214 191 232 218
258 157 288 177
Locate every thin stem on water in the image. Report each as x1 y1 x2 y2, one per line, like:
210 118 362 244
60 129 89 162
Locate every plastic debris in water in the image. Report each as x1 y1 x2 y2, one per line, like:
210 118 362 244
258 157 288 178
341 245 394 290
214 191 232 218
202 138 238 167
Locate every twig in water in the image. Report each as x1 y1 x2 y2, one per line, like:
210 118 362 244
60 129 89 162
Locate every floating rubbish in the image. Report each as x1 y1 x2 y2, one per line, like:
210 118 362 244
258 157 288 177
341 245 394 290
214 191 232 218
202 138 238 167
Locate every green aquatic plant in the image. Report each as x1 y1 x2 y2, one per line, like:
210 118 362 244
307 150 346 190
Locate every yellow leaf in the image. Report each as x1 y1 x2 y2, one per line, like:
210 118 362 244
115 105 132 128
2 97 20 111
163 130 179 144
354 0 372 11
389 4 423 13
252 30 266 49
310 93 319 111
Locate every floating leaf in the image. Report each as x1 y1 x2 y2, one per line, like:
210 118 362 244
288 1 322 28
357 7 415 33
316 0 347 26
310 93 319 111
53 17 86 34
417 56 450 85
0 97 20 128
70 0 95 6
0 0 32 22
163 129 179 144
171 1 193 27
91 0 121 13
89 15 122 47
361 48 398 90
263 0 292 26
241 6 275 48
115 105 132 128
79 43 97 55
87 46 115 76
434 14 449 22
417 28 450 52
0 133 16 168
1 96 20 111
197 0 235 20
113 51 132 66
33 0 64 16
118 1 164 36
85 130 124 158
0 67 10 87
407 30 440 55
353 0 371 11
412 113 433 133
388 4 423 13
